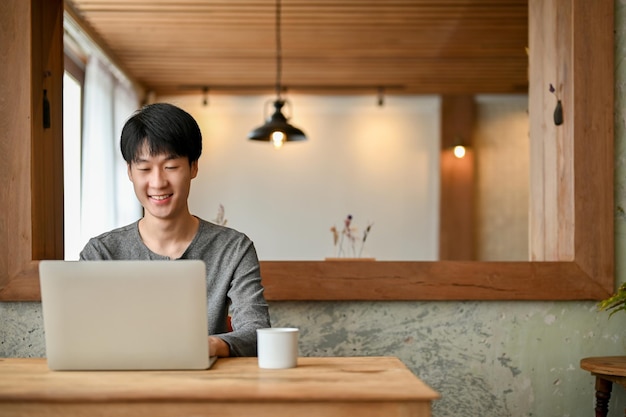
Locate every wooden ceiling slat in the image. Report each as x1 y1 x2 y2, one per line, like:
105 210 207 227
77 11 526 22
66 0 529 95
74 1 524 9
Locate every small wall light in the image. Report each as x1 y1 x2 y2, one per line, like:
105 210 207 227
453 145 466 159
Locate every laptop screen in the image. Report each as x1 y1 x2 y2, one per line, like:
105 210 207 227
39 260 211 370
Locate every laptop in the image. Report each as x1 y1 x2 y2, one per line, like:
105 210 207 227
39 260 217 371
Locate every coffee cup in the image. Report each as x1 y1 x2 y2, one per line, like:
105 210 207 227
256 327 299 369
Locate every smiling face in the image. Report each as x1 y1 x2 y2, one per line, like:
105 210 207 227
128 143 198 222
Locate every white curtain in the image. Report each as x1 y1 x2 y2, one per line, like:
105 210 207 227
79 55 141 248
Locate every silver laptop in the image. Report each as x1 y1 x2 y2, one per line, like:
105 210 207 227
39 260 217 371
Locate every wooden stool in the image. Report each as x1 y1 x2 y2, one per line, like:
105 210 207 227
580 356 626 417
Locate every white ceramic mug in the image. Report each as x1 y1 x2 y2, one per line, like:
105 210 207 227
256 327 299 369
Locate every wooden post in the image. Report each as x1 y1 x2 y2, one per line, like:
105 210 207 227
439 95 476 260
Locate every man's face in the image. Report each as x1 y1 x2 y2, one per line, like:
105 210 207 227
127 144 198 222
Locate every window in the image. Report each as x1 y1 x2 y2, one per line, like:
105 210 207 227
63 47 85 260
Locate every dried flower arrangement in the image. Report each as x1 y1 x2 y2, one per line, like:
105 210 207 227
329 214 374 258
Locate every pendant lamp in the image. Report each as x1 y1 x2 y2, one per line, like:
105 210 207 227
248 0 307 148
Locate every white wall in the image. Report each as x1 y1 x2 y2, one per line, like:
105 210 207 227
161 94 442 261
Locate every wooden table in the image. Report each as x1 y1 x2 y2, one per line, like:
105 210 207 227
0 356 439 417
580 356 626 417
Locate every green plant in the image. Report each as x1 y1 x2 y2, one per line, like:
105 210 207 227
598 282 626 318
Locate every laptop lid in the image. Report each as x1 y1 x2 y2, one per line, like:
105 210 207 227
39 260 213 371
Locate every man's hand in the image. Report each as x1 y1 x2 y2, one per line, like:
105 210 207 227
208 336 230 357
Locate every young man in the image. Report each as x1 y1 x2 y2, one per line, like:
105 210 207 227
80 103 271 357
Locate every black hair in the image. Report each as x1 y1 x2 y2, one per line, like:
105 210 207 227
120 103 202 164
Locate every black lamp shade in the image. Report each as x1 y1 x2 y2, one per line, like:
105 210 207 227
248 100 307 143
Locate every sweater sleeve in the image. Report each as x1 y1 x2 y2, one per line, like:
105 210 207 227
214 238 271 357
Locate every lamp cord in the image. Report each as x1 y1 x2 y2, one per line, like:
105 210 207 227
275 0 282 100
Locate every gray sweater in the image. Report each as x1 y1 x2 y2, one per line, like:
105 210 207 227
79 218 271 357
